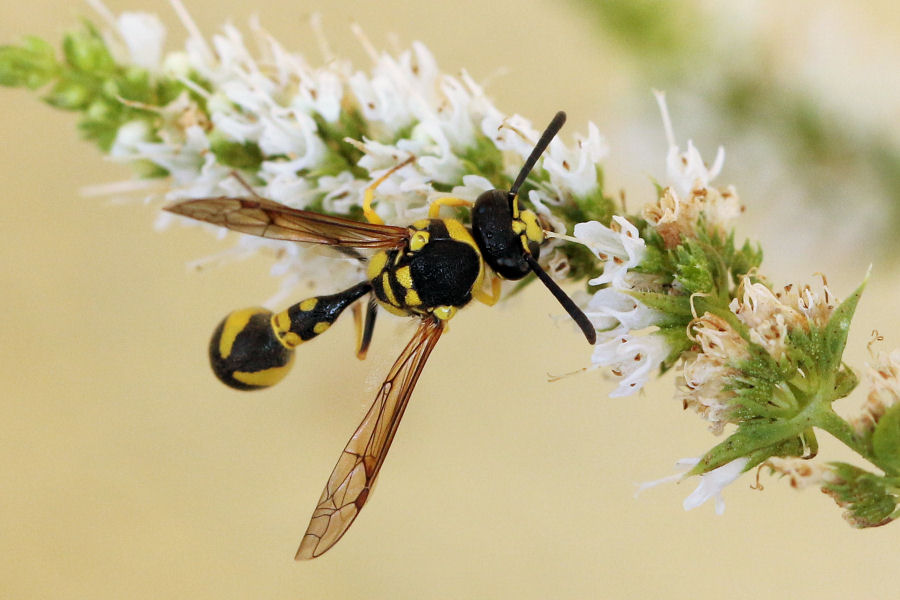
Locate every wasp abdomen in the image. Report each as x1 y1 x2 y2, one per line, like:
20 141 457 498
271 282 371 348
210 282 371 391
209 307 295 390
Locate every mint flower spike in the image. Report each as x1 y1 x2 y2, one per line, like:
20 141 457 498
565 91 747 398
5 2 900 530
147 6 610 300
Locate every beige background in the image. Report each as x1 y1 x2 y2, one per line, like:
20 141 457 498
2 1 898 598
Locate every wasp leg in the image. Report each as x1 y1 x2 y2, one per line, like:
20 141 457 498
427 196 473 219
362 156 416 225
471 272 502 307
352 295 379 359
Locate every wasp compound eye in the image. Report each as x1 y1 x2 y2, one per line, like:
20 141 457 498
471 189 533 280
209 307 296 390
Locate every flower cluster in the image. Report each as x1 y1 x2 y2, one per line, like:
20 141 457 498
1 6 612 303
3 3 898 530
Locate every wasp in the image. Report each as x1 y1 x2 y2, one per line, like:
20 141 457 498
165 111 595 559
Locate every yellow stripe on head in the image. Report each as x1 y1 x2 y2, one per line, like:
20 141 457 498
521 211 544 245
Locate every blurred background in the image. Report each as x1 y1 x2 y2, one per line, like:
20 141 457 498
1 0 899 598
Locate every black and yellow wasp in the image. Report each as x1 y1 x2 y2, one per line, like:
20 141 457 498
165 111 595 559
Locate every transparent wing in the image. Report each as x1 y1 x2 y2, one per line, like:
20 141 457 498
165 196 409 249
295 317 445 559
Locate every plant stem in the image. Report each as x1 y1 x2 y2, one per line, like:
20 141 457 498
812 404 885 470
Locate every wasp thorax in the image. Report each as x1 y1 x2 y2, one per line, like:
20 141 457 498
209 307 295 390
471 189 541 280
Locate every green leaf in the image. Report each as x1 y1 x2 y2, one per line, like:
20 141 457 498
832 364 859 400
568 184 616 225
459 133 507 189
559 242 604 285
728 237 764 283
821 274 867 373
673 240 715 294
872 403 900 475
0 36 59 89
655 324 693 371
626 289 692 323
61 24 114 74
691 418 804 475
632 242 670 277
44 76 91 109
210 134 264 170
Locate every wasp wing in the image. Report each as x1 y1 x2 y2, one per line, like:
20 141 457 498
295 317 444 559
165 196 409 249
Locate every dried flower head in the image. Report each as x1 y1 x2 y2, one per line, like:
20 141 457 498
766 457 834 490
851 348 900 436
678 312 750 434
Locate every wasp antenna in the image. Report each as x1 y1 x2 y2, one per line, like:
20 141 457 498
509 111 567 200
525 254 596 345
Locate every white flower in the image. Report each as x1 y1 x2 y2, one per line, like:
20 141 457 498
682 457 749 514
641 92 739 249
293 68 344 123
583 287 662 333
654 90 725 199
87 2 617 309
543 121 608 197
591 329 670 397
572 216 646 290
116 12 166 71
636 457 749 516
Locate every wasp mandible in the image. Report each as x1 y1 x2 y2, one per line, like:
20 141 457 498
166 111 596 559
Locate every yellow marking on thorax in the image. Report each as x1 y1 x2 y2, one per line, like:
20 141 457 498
367 251 388 281
381 272 399 306
443 218 485 295
395 265 413 289
405 289 421 306
380 303 409 317
409 230 430 251
443 218 475 246
219 307 262 359
432 305 457 321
